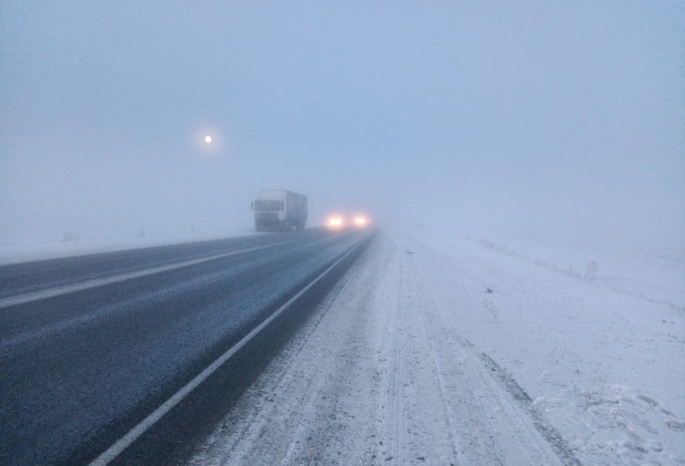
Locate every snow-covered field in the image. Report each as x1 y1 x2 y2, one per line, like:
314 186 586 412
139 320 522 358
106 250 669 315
405 228 685 465
0 230 255 265
189 226 685 466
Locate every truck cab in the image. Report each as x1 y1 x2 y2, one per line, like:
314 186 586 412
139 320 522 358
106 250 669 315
252 189 307 232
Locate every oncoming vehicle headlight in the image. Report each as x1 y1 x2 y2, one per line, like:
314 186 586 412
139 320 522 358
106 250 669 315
327 216 344 228
353 216 368 227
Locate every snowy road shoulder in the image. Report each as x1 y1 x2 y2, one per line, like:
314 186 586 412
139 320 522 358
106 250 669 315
187 232 581 465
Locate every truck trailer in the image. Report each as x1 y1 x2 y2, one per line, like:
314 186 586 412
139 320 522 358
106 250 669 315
251 189 308 232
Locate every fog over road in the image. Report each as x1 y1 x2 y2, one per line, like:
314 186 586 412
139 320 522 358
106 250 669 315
0 230 371 466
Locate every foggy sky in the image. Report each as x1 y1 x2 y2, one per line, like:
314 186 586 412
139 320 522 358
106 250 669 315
1 1 683 250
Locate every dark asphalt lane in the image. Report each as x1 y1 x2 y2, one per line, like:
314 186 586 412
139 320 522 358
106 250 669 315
0 231 309 300
0 229 369 466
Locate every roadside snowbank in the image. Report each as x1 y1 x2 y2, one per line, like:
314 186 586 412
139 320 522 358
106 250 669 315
0 230 255 265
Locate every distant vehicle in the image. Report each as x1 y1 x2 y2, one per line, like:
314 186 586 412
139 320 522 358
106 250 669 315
326 214 345 230
352 215 369 228
325 213 370 230
252 189 307 232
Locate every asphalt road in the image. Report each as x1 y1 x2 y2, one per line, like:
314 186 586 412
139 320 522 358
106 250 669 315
0 229 371 466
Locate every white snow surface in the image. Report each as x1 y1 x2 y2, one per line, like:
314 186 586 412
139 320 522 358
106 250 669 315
0 230 254 265
189 227 684 466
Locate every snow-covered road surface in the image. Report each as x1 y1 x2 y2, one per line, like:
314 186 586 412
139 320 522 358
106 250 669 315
188 226 679 465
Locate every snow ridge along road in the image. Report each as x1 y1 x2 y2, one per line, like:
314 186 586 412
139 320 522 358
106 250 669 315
189 231 569 466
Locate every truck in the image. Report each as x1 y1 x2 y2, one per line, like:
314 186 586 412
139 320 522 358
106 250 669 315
251 189 308 232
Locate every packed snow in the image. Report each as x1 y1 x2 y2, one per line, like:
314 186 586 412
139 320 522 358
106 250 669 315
189 226 684 466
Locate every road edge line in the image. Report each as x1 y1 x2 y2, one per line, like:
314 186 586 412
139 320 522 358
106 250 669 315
87 232 373 466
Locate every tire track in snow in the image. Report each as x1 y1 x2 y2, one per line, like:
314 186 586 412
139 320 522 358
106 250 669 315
403 251 505 466
419 308 503 465
388 261 409 465
478 353 583 466
405 235 573 466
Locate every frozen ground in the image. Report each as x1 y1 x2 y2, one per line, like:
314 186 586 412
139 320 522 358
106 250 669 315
188 226 684 466
404 227 685 465
0 230 255 265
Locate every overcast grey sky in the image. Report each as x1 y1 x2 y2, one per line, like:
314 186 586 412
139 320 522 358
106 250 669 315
1 1 683 248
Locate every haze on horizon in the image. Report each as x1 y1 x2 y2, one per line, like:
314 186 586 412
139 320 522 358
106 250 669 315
1 1 683 252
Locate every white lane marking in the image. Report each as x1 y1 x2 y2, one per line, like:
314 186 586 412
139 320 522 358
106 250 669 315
0 241 294 309
87 235 367 466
